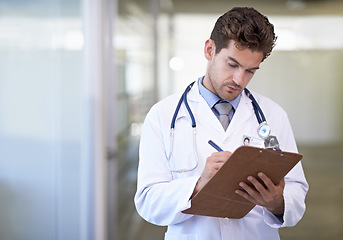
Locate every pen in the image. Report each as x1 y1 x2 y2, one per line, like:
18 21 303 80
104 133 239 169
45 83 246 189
208 140 223 152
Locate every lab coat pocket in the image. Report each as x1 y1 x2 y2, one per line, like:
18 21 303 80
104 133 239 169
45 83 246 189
164 233 198 240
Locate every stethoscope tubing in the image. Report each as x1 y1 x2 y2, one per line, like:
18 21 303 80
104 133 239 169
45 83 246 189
171 82 267 129
244 88 267 125
167 81 271 173
170 82 196 129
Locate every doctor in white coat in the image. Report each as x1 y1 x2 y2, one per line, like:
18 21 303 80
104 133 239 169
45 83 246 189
135 7 308 240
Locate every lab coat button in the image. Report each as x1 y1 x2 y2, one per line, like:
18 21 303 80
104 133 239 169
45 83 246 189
224 217 230 224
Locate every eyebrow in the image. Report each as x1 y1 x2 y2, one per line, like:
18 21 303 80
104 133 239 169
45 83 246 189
228 57 260 71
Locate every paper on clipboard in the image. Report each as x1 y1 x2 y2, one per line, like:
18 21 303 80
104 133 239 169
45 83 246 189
182 146 303 219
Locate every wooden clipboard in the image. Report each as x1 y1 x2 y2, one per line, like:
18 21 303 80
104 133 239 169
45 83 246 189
182 146 303 219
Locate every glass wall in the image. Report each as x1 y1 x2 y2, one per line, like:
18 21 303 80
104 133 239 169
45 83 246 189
0 0 85 239
0 0 112 239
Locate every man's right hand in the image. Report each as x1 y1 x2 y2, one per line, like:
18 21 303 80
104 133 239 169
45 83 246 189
191 151 232 198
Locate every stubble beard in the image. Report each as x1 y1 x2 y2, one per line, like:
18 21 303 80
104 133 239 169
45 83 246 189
208 73 242 101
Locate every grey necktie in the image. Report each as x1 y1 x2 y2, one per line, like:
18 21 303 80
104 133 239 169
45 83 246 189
214 101 232 130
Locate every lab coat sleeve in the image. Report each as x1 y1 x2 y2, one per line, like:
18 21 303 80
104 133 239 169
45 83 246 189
263 110 309 228
134 104 199 226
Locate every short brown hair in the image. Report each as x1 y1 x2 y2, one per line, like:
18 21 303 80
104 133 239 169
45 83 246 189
210 7 277 61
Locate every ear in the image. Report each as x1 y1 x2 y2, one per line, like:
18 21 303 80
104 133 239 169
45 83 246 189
204 39 215 60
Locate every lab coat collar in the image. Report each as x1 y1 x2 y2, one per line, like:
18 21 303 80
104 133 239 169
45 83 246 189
175 80 255 137
175 81 221 131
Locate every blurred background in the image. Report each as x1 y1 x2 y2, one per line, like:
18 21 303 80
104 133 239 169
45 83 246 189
0 0 342 239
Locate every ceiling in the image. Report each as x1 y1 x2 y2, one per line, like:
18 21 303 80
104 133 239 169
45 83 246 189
164 0 343 15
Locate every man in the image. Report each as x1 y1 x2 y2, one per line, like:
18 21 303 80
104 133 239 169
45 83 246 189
135 7 308 240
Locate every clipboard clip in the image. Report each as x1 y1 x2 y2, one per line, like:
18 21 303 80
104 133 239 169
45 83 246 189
264 135 281 151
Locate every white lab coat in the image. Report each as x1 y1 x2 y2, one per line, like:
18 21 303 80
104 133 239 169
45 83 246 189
134 80 308 240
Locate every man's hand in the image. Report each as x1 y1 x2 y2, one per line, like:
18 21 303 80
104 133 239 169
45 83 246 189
191 151 232 198
235 172 285 216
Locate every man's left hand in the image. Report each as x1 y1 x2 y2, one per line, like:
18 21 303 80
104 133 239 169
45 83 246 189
235 172 285 216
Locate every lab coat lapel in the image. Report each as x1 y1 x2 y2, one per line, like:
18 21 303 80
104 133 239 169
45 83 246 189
174 82 199 122
187 81 227 132
226 91 254 136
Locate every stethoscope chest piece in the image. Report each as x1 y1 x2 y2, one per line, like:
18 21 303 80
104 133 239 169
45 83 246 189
257 121 271 139
244 88 271 140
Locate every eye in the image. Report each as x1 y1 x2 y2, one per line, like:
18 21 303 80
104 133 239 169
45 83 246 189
228 62 238 68
246 69 255 74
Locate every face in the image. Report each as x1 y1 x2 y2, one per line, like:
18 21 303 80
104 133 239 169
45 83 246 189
203 39 264 101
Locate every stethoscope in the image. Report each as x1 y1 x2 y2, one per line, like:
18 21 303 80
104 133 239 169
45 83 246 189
167 81 271 173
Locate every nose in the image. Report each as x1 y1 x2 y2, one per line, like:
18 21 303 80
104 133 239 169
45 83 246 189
233 69 245 86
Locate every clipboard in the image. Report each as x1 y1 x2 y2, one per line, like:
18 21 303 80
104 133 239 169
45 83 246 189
182 146 303 219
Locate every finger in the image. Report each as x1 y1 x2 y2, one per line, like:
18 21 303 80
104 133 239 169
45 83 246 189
211 162 225 170
247 176 269 195
254 174 286 205
257 173 286 197
245 176 281 205
206 158 226 168
238 181 263 203
257 172 276 190
206 157 228 166
203 162 225 176
235 189 257 204
211 151 232 160
277 178 285 188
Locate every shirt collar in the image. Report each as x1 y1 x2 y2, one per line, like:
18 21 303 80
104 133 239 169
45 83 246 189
198 76 241 110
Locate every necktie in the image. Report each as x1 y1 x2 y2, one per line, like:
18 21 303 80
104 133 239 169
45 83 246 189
214 101 232 130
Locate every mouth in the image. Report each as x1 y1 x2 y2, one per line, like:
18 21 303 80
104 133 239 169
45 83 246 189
227 85 240 93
